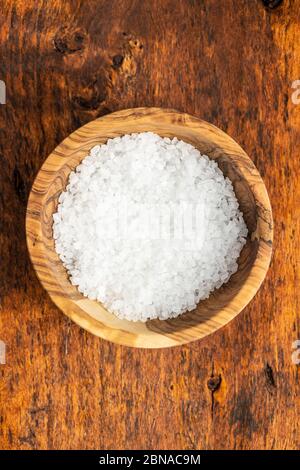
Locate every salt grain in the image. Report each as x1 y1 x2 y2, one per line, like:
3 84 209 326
53 132 248 322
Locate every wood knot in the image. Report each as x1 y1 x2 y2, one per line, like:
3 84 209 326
54 28 86 54
112 54 124 69
72 77 107 111
207 374 222 392
264 363 276 392
262 0 283 9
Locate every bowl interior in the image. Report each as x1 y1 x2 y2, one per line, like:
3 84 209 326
26 108 273 348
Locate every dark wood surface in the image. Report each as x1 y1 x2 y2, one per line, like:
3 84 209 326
0 0 299 450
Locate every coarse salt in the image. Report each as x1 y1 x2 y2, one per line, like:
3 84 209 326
53 132 248 322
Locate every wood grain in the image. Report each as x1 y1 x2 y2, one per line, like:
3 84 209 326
0 0 299 449
26 107 273 348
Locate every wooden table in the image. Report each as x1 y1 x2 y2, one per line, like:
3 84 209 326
0 0 299 450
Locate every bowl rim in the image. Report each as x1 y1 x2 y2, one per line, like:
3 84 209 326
26 107 273 348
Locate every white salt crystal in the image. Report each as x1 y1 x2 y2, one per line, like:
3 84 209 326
53 132 248 322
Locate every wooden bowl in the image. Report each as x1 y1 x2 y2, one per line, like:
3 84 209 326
26 107 273 348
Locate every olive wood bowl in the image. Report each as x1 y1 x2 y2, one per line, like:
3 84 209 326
26 107 273 348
